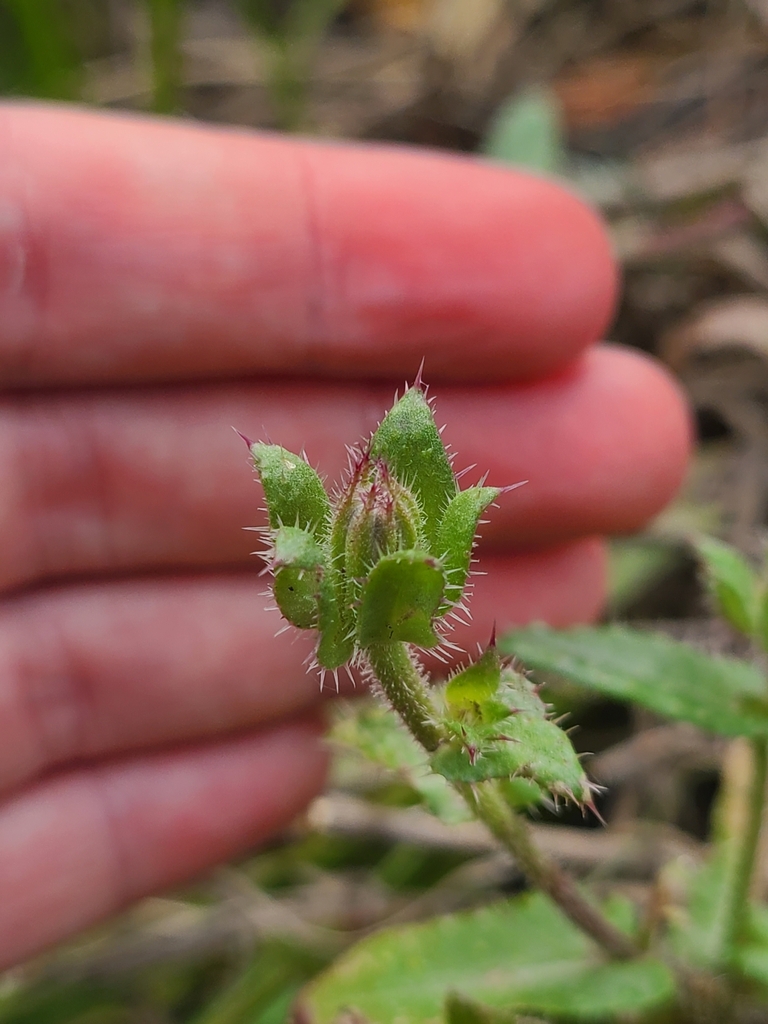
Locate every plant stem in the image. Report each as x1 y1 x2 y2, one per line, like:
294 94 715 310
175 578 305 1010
723 737 768 957
457 781 637 960
366 643 445 751
366 641 638 961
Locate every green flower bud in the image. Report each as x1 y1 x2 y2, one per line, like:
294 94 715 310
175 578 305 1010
246 382 505 670
344 459 424 580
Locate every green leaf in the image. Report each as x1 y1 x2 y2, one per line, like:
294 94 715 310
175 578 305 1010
192 939 327 1024
502 625 768 738
695 536 758 636
299 892 675 1023
445 646 502 709
436 487 500 609
0 978 126 1024
274 569 321 630
271 526 324 629
273 525 323 570
357 551 445 648
251 444 330 538
316 577 354 670
482 88 566 175
370 389 456 547
437 667 589 800
331 703 470 824
432 715 588 800
271 527 325 629
444 993 515 1024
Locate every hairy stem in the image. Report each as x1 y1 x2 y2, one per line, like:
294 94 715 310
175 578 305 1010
366 641 638 961
366 643 445 751
723 737 768 958
457 781 638 960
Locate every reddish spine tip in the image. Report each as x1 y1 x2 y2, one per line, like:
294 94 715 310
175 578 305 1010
233 427 255 449
413 356 426 392
488 622 497 648
499 481 528 496
351 447 371 480
584 799 606 825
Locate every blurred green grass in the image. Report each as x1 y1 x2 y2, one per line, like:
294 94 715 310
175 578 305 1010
0 0 345 126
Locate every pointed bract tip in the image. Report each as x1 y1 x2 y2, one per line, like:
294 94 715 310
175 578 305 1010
584 797 606 825
413 356 426 392
233 427 255 449
488 621 497 648
499 480 528 495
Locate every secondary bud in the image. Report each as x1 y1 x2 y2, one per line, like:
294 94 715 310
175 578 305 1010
344 459 424 581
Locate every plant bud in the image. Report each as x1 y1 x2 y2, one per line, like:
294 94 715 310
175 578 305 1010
344 459 424 582
249 381 508 669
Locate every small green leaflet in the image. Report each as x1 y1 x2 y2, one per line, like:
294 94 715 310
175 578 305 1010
482 88 566 175
436 487 499 609
436 650 589 802
668 851 734 971
695 536 759 638
272 526 324 628
251 443 330 537
357 551 445 648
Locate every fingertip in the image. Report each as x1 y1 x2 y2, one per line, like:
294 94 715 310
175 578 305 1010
442 343 693 544
591 345 693 533
309 147 619 380
0 105 618 385
472 538 608 632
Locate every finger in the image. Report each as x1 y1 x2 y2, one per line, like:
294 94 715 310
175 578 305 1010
0 540 602 792
466 539 607 636
422 539 607 672
442 344 692 546
0 103 615 387
0 717 327 971
0 346 689 591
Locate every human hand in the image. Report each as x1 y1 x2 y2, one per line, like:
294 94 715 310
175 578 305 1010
0 103 690 969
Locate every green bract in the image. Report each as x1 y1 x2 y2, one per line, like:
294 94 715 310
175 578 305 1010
250 385 500 671
435 644 592 803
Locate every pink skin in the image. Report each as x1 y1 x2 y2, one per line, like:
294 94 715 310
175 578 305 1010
0 103 691 969
0 720 325 969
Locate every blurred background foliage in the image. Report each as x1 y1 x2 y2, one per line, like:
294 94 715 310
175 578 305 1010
9 0 768 1022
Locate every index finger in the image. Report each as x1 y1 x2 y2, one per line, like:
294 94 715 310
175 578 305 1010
0 103 616 387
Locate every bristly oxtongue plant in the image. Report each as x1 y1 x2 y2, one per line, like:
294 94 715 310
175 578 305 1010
243 378 637 962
